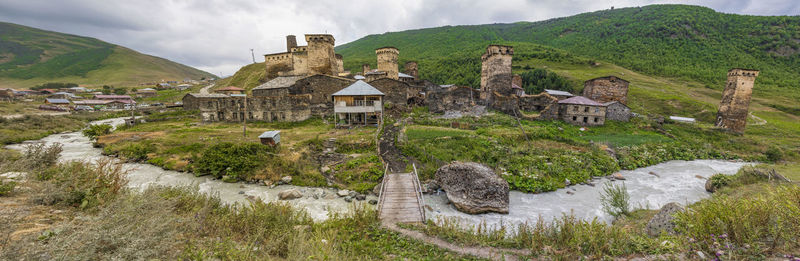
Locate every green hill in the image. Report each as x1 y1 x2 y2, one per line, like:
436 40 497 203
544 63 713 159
0 21 216 88
335 5 799 101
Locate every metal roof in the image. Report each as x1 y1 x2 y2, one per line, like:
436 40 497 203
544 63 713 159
354 75 365 80
94 95 133 99
252 76 305 90
332 80 384 96
259 130 280 139
398 72 414 78
187 93 228 98
73 100 112 105
558 96 603 106
544 89 574 96
45 98 70 104
602 101 628 107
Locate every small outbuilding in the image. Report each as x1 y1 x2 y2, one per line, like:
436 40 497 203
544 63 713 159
259 130 281 146
603 101 632 122
45 98 70 107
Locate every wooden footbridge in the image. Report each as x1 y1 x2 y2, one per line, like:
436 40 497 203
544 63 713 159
377 164 426 224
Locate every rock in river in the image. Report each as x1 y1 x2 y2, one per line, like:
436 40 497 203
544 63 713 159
646 202 683 236
278 189 303 200
435 162 509 214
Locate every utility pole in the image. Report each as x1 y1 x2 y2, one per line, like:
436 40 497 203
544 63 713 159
250 49 256 64
242 94 247 138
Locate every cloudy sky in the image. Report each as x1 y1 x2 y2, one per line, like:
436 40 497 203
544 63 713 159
0 0 797 76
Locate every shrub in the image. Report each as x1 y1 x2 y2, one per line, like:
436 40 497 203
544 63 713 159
600 182 630 218
21 143 62 172
83 124 113 139
193 142 274 181
118 142 156 162
708 174 731 191
0 180 16 196
37 159 128 209
764 146 783 162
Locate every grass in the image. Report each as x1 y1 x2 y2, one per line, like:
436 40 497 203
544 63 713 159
98 111 380 190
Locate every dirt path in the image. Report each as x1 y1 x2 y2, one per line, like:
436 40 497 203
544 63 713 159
383 223 532 261
198 83 215 94
379 121 408 172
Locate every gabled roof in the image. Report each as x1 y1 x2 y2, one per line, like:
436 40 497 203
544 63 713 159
511 83 523 90
398 72 414 78
558 96 603 106
545 89 574 96
94 95 133 99
332 80 384 96
217 86 245 91
74 100 113 105
45 98 70 104
253 76 305 90
602 101 628 107
354 75 366 80
138 88 157 92
186 93 228 98
258 130 280 139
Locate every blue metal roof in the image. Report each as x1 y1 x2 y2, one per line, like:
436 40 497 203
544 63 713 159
46 98 70 104
332 80 384 96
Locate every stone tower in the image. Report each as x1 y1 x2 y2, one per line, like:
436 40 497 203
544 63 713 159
716 68 759 133
480 45 514 96
335 54 344 74
376 47 399 80
305 34 337 75
404 61 418 79
362 64 371 74
286 35 297 52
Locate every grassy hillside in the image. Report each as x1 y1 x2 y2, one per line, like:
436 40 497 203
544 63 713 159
0 21 215 88
212 62 266 92
335 5 800 113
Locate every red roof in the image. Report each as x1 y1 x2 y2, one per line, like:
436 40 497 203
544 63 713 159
558 96 604 106
217 86 245 91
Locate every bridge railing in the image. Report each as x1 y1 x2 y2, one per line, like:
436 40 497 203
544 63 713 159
412 163 425 221
377 164 389 216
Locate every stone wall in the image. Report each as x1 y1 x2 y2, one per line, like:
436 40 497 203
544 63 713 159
404 61 418 79
376 47 399 80
426 86 481 113
368 78 418 107
582 76 629 104
480 45 514 98
306 34 337 76
605 102 631 122
182 94 312 122
518 93 557 112
558 103 607 126
716 69 759 133
289 74 354 115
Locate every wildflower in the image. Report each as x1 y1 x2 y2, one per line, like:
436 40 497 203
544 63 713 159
719 233 728 239
716 250 724 257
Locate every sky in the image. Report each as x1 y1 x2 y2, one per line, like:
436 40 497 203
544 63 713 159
0 0 797 77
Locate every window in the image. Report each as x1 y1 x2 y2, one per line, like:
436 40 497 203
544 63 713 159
583 117 588 123
595 107 599 113
584 107 589 112
573 106 578 111
594 117 599 123
572 116 577 121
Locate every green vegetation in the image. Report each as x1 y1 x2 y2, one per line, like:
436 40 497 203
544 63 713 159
213 62 266 92
0 115 85 144
0 180 15 196
599 182 631 218
519 68 576 94
32 82 78 90
194 142 277 181
0 21 215 89
83 124 112 139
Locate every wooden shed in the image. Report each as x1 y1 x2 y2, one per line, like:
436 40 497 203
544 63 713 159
259 130 281 146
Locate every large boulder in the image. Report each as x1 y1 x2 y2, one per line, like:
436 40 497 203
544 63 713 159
278 189 303 200
646 202 684 237
435 162 509 214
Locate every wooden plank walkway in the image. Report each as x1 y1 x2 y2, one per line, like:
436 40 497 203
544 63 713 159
378 171 425 224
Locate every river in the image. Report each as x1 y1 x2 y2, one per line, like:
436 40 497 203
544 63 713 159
6 117 751 227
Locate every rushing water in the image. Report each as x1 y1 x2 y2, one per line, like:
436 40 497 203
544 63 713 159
425 159 751 229
6 117 751 226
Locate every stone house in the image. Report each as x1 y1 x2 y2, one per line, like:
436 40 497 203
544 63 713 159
603 101 631 122
136 88 158 98
582 76 629 104
551 96 607 126
332 80 384 126
426 85 481 114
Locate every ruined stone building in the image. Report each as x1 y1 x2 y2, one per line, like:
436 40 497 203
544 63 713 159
582 76 629 104
545 96 607 126
603 101 631 122
716 68 759 133
264 34 342 79
480 45 514 99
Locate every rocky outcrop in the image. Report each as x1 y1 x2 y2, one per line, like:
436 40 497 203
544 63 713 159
646 202 684 236
435 162 509 214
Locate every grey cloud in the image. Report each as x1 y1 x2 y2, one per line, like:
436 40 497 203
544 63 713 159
0 0 796 76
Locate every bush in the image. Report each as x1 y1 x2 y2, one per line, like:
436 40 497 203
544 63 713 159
37 159 128 209
764 146 783 162
21 143 62 172
600 182 630 218
708 174 731 191
83 124 113 139
0 180 16 196
193 142 274 181
118 142 156 162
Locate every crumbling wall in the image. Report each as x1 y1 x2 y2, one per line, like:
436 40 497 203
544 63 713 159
369 78 414 107
290 74 354 115
583 76 629 104
605 102 632 122
716 69 759 133
426 86 481 113
518 93 557 111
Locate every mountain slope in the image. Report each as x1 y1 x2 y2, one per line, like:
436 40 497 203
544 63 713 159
0 21 215 88
335 5 800 94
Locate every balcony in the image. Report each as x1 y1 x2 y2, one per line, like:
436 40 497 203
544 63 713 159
334 100 382 113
